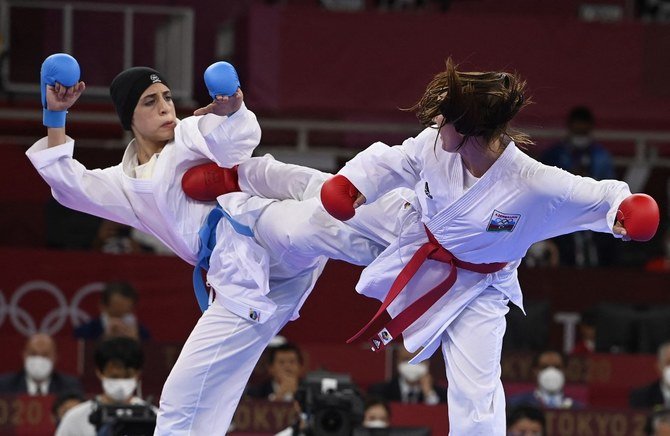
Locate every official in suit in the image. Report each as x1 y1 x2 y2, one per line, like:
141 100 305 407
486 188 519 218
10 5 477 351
630 342 670 409
0 333 81 396
367 346 446 405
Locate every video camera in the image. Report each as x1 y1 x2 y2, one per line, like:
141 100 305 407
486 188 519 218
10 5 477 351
88 401 156 436
296 371 365 436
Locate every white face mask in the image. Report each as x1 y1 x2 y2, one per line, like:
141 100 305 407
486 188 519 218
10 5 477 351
663 366 670 387
398 361 428 383
364 419 389 429
569 134 591 148
102 377 137 402
537 367 565 393
24 356 53 381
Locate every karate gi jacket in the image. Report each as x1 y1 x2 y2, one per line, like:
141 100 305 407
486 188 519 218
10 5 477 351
339 127 631 361
27 106 301 323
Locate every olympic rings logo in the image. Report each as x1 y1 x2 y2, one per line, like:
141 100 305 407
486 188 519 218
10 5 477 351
0 281 104 336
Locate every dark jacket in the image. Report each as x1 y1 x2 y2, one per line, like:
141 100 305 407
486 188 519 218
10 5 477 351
630 380 665 410
367 377 446 404
246 380 275 400
0 370 82 396
74 317 151 341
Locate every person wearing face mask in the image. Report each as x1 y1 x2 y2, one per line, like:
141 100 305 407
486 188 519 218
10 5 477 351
362 397 392 429
540 106 618 268
0 333 81 396
508 350 582 410
73 281 150 341
541 106 615 181
56 337 153 436
368 346 445 405
630 342 670 409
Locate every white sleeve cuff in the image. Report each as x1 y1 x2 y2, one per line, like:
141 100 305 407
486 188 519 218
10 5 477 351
25 137 75 170
197 103 251 138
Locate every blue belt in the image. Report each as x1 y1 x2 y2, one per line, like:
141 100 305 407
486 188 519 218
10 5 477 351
193 205 254 312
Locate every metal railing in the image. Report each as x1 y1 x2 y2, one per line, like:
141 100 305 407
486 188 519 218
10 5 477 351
1 105 669 173
0 0 194 102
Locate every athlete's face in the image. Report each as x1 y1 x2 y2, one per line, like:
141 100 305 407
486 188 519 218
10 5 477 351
131 83 177 143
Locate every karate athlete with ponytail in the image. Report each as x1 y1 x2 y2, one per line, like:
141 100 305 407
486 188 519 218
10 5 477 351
27 54 411 435
315 59 660 435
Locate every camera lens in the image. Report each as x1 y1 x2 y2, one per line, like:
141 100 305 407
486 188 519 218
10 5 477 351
317 408 347 434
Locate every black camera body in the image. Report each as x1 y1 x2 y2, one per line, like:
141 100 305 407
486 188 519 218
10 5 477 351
296 371 365 436
88 401 156 436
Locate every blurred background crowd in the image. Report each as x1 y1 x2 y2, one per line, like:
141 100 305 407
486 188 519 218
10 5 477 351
1 0 670 434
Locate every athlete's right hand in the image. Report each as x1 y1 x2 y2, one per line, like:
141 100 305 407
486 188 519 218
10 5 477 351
45 81 86 112
193 88 243 117
41 53 82 127
320 175 365 221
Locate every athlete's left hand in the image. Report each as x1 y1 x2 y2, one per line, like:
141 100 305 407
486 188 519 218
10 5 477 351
193 88 243 117
613 220 630 242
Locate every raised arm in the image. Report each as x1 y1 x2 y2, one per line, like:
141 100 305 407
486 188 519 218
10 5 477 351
177 62 261 167
27 54 143 229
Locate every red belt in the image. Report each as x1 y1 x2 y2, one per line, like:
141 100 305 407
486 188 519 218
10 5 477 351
347 226 507 352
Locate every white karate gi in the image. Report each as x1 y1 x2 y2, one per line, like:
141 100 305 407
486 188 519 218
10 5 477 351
337 127 631 435
27 106 409 435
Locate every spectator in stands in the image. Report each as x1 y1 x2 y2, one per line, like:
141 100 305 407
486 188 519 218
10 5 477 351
247 342 304 402
362 397 391 428
541 106 617 267
508 350 581 409
0 333 81 396
523 240 560 268
74 281 150 341
507 405 545 436
542 106 615 180
52 391 85 427
131 228 176 255
630 342 670 409
647 408 670 436
571 308 597 355
92 219 142 254
56 337 154 436
92 219 175 255
368 346 446 405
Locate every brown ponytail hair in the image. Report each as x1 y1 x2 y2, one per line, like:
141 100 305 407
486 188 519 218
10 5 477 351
409 58 532 149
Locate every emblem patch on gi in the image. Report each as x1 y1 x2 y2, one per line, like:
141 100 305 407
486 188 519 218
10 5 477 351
378 328 393 345
424 182 433 199
249 308 260 322
487 210 521 232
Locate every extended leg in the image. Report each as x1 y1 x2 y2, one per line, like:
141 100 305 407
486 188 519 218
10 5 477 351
155 294 300 435
238 155 328 201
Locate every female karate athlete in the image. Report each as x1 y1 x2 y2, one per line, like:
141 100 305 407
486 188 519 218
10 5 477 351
313 59 660 434
27 55 410 435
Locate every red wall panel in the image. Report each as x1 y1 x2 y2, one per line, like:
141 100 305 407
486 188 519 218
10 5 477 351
245 4 670 129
